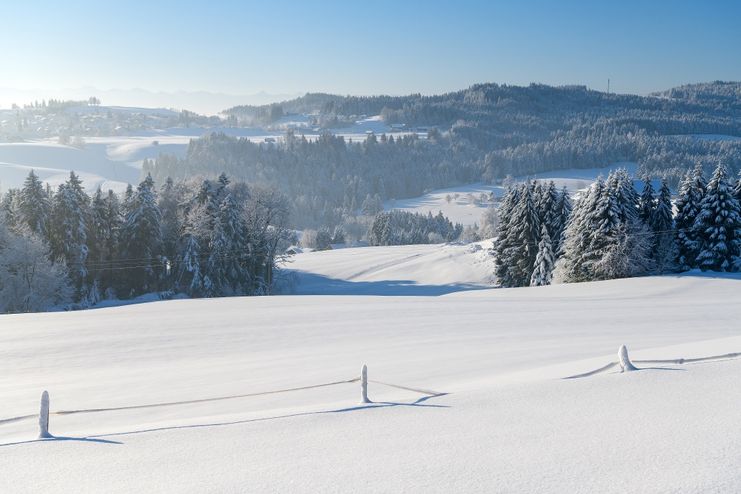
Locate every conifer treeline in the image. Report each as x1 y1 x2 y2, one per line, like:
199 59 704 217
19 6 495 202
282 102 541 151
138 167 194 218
0 171 291 312
494 164 741 287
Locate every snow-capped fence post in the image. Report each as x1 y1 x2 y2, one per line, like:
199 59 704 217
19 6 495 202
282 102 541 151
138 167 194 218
360 364 370 404
618 345 638 372
38 390 52 439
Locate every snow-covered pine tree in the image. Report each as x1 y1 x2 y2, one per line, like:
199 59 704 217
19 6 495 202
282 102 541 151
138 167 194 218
159 177 181 262
674 164 706 270
120 174 163 295
694 163 741 272
204 193 247 296
553 185 572 254
638 175 656 226
89 188 122 297
651 180 678 273
49 171 90 300
503 182 541 287
493 183 522 286
734 170 741 203
530 224 555 286
19 170 51 236
538 180 560 246
177 233 203 295
614 168 640 224
554 182 600 283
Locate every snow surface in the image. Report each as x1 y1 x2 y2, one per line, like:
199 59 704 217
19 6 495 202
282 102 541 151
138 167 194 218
1 273 741 492
283 241 495 295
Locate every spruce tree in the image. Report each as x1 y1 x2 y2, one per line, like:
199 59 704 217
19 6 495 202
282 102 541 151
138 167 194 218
638 176 656 226
159 177 181 262
89 188 122 297
19 170 51 236
120 174 163 295
530 225 555 286
553 186 572 254
694 163 741 272
675 165 706 270
503 182 541 287
49 172 90 300
651 180 678 273
493 184 522 286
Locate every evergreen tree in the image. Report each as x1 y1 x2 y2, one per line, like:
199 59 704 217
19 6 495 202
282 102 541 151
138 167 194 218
502 182 540 287
159 177 181 262
120 174 163 295
530 225 555 286
49 172 90 299
638 176 656 226
553 186 572 253
651 180 678 273
177 233 203 296
694 163 741 272
493 184 522 286
89 188 122 297
675 165 706 270
19 170 51 236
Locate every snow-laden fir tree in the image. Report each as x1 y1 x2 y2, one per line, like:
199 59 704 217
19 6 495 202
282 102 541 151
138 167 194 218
553 185 572 254
204 194 247 295
674 164 706 270
501 182 541 287
537 181 561 248
158 177 181 263
120 174 163 295
19 170 51 236
613 168 640 224
734 170 741 202
177 232 203 296
553 182 601 283
651 180 678 273
530 224 555 286
694 163 741 272
88 188 122 299
638 176 656 227
49 172 90 299
493 183 522 286
554 172 653 283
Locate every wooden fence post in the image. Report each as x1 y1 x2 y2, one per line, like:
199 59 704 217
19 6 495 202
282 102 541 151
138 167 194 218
360 364 370 403
618 345 638 372
39 390 52 439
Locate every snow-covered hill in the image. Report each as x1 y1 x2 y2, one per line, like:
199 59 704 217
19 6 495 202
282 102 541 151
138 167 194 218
1 273 740 492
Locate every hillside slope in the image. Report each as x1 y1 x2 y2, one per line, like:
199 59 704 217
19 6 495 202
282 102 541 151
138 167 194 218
1 274 740 492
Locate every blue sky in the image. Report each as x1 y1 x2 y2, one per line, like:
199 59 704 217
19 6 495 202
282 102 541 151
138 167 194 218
1 0 740 97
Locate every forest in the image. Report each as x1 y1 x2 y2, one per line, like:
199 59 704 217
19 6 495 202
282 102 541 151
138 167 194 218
147 82 741 230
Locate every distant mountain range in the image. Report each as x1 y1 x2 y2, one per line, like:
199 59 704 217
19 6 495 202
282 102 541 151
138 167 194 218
0 87 301 115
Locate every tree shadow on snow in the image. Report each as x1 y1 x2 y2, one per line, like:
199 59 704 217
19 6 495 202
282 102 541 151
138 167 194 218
286 272 490 296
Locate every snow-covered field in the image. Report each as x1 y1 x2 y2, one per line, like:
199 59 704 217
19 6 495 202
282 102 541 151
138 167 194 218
284 241 495 295
385 162 638 225
1 269 740 492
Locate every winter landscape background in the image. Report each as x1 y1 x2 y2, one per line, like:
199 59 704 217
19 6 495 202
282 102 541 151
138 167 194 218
2 1 741 492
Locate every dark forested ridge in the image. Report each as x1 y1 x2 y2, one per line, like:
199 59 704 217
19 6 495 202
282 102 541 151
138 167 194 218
147 81 741 229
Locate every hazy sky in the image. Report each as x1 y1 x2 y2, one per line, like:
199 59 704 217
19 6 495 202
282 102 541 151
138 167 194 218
1 0 740 99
